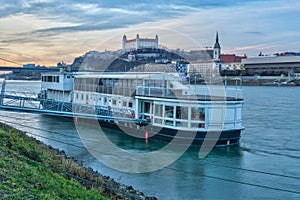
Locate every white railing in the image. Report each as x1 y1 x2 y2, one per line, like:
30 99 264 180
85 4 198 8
192 85 243 99
136 85 243 100
3 90 38 98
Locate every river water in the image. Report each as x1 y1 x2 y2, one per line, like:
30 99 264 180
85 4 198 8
0 80 299 199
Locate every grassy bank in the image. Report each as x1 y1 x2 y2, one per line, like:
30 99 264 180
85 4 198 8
0 126 154 199
0 127 109 199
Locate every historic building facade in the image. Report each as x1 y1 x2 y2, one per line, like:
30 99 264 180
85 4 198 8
122 34 159 50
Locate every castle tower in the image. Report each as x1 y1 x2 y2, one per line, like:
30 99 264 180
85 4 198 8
213 32 221 61
136 33 140 49
122 34 127 49
155 35 159 48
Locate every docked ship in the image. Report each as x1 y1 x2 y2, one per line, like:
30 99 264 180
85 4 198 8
38 34 244 148
39 65 244 147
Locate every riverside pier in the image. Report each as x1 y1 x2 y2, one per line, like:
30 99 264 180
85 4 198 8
0 79 142 123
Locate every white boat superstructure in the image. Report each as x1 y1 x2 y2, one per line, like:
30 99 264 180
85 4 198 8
39 69 244 147
40 71 75 102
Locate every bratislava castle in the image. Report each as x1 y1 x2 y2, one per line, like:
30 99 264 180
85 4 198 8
122 34 159 50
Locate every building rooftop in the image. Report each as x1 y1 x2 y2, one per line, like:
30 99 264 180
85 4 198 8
220 54 247 63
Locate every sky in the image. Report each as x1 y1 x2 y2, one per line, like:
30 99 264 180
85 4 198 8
0 0 300 66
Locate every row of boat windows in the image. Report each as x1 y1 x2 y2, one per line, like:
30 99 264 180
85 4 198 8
42 76 59 83
74 78 168 92
75 78 144 88
74 93 133 108
74 85 136 97
144 102 205 121
152 118 205 128
142 102 206 128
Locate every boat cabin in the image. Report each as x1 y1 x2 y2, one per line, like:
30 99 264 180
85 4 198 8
73 72 243 131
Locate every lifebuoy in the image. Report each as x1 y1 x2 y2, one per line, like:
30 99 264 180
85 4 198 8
131 111 135 118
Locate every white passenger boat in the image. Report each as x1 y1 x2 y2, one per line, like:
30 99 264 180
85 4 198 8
40 66 244 147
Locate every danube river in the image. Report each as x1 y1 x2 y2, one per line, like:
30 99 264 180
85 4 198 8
0 80 299 199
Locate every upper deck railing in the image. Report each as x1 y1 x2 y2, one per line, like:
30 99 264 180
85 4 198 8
135 85 243 100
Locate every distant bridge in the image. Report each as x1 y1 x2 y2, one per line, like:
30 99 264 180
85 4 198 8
0 66 60 72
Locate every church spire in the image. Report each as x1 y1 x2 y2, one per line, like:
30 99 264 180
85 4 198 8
214 32 220 49
213 31 221 61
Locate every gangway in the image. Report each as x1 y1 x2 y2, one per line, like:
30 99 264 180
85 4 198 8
0 79 144 124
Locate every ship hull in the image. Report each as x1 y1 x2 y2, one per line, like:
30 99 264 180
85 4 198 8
293 79 300 86
96 120 241 148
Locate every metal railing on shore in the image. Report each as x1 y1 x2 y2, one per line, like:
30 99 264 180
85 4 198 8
0 91 140 123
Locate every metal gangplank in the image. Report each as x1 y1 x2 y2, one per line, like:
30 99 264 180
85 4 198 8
0 80 141 123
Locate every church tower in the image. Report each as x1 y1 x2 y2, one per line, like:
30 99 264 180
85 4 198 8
213 32 221 61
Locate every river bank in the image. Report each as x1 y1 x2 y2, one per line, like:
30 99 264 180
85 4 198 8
0 122 157 200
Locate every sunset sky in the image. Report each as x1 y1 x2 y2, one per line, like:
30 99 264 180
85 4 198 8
0 0 300 66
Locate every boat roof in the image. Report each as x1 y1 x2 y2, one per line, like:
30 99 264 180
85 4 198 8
75 72 181 80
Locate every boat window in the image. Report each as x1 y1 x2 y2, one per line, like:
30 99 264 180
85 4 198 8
154 119 162 124
191 107 205 121
82 78 87 85
191 123 198 128
98 79 103 85
112 99 116 105
165 106 174 118
106 79 113 86
128 102 133 107
137 79 143 85
123 101 127 107
144 102 151 113
154 104 163 117
199 107 205 121
107 87 113 94
191 108 199 120
165 119 173 126
176 121 188 127
56 76 59 83
176 106 188 120
104 97 107 103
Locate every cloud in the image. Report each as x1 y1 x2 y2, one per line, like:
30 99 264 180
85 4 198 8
244 31 264 35
1 0 300 65
0 0 261 33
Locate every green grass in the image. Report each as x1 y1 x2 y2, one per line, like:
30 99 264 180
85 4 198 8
0 127 110 200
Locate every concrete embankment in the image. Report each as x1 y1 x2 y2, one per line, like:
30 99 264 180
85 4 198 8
225 76 296 86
